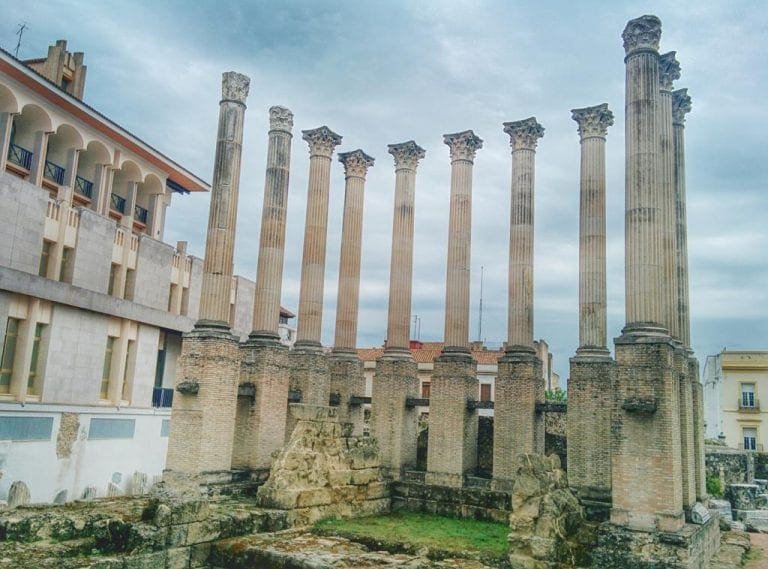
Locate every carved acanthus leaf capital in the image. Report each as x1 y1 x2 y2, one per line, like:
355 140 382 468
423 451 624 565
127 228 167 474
221 71 250 105
388 140 426 171
622 15 662 55
302 126 342 158
443 130 483 162
338 149 375 178
571 103 614 139
659 52 681 91
671 88 692 125
503 117 545 151
269 106 294 133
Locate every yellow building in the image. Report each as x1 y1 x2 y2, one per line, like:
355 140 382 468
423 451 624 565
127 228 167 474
704 350 768 450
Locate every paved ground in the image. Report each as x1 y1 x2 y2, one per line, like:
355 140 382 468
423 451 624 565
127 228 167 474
746 533 768 568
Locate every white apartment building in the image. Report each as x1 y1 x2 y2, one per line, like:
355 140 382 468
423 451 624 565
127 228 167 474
0 40 293 505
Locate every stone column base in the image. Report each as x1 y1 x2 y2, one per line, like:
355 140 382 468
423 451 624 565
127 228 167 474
611 325 685 533
166 321 240 474
371 352 419 480
593 514 720 569
567 350 615 520
234 335 290 470
329 350 365 436
425 351 478 488
492 349 544 488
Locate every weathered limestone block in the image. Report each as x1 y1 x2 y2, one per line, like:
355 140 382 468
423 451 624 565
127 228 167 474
82 486 98 501
256 404 387 520
506 454 591 569
7 480 30 507
329 352 366 436
130 471 149 496
726 483 760 512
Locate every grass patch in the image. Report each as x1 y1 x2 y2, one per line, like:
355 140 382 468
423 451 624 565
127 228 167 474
313 512 508 560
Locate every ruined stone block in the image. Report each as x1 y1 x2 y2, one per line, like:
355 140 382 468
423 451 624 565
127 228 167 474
7 481 30 508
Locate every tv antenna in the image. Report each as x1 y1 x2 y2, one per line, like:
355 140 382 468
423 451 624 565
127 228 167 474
14 23 27 58
477 265 484 342
412 314 421 341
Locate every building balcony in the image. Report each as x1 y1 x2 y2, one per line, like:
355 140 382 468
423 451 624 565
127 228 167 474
74 175 93 200
738 398 760 412
110 192 126 214
134 205 148 224
43 160 66 185
151 387 173 408
7 143 33 170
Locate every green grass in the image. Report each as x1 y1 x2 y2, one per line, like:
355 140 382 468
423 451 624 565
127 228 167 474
312 512 509 559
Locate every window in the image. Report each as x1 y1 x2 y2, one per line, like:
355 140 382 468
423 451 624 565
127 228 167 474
0 318 20 394
742 383 756 408
120 340 134 401
124 268 135 301
101 337 116 400
744 428 757 451
39 240 52 277
88 418 135 440
27 323 45 396
180 287 190 316
480 384 492 402
421 381 431 399
167 284 176 312
0 416 53 441
108 263 118 296
59 246 73 283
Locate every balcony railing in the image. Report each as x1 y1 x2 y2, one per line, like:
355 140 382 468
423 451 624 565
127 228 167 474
110 192 126 214
134 205 148 224
152 387 174 408
739 398 760 412
74 175 94 199
43 160 66 185
7 143 33 170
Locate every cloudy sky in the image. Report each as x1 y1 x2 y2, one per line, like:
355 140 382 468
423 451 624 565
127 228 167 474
4 1 766 380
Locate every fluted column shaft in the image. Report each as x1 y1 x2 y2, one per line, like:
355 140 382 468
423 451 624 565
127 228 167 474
503 118 544 350
572 105 613 351
385 141 426 353
295 126 342 346
659 52 681 339
624 33 664 329
199 72 250 324
251 107 294 340
443 131 482 351
672 89 692 347
333 150 374 351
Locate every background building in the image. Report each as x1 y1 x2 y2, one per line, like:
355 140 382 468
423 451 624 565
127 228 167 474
704 349 768 450
0 40 294 504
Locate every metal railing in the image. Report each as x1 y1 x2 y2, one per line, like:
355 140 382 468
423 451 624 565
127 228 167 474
7 143 33 170
74 175 94 199
110 193 126 213
151 387 174 408
739 398 760 411
134 205 148 224
43 160 66 184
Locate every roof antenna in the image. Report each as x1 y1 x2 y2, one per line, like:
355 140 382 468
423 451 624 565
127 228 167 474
477 265 484 343
14 23 27 58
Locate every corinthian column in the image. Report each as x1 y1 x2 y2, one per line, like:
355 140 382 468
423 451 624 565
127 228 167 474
251 106 294 341
611 15 685 535
235 106 294 470
295 126 343 349
622 15 664 333
166 72 249 477
372 140 425 479
427 130 483 487
567 103 616 517
493 118 545 489
289 126 341 413
503 117 544 351
659 52 681 339
330 149 374 435
198 72 250 326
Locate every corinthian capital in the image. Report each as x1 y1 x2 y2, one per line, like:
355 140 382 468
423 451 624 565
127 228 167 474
443 130 483 162
659 51 681 91
338 149 375 179
503 117 545 151
221 71 250 105
571 103 614 139
302 126 342 158
388 140 426 171
671 88 692 125
622 15 662 55
269 106 294 134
